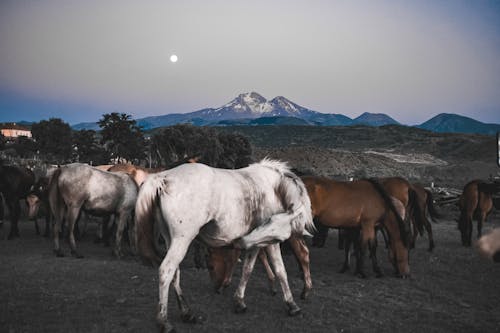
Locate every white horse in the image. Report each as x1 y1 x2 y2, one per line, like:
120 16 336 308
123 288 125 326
49 163 138 258
135 158 314 332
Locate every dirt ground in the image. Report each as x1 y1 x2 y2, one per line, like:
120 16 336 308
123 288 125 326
1 204 499 333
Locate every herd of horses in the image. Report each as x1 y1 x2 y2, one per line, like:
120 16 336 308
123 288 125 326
0 158 498 332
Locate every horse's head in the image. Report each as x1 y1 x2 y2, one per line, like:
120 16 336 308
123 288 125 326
206 247 240 292
26 194 41 220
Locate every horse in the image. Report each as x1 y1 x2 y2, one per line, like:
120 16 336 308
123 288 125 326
409 183 440 251
477 228 500 262
303 176 410 278
206 233 312 299
337 196 404 278
458 180 498 246
48 163 138 258
0 162 35 239
134 159 314 332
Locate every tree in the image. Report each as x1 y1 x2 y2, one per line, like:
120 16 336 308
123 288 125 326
98 113 145 163
11 136 37 159
31 118 73 163
151 124 223 167
150 124 252 168
72 129 110 165
0 133 5 150
217 132 252 168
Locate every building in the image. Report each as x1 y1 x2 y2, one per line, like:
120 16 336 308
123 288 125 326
0 123 32 138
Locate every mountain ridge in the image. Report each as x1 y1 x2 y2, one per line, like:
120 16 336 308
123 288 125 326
68 92 499 135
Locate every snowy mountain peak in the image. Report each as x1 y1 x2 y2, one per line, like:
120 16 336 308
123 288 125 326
270 96 301 113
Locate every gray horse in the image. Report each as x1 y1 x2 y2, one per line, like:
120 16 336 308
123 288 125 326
49 163 138 258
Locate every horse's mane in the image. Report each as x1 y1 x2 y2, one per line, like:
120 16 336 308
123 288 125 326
257 157 291 175
257 158 315 236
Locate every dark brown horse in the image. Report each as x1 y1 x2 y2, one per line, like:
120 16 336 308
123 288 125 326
0 162 35 239
410 183 440 251
304 176 410 277
458 180 498 246
206 233 312 299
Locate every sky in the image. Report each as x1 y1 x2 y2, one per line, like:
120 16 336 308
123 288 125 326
1 0 500 126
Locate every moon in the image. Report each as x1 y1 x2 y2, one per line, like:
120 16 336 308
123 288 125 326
170 54 178 63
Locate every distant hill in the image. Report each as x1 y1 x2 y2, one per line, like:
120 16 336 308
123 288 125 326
69 92 499 135
353 112 399 126
418 113 500 135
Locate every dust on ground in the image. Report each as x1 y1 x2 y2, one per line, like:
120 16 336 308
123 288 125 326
1 205 499 333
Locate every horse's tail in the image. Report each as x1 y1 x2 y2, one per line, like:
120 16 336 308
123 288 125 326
425 189 441 223
135 176 163 266
367 178 409 247
47 167 63 222
408 188 425 236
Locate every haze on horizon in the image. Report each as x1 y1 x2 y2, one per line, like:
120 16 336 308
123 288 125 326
1 0 500 126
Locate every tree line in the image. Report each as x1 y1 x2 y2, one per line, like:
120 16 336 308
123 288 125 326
0 113 253 168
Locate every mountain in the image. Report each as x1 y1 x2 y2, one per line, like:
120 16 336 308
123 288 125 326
353 112 399 126
69 92 500 135
418 113 500 135
215 116 311 126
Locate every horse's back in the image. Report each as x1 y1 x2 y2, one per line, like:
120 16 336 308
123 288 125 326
302 176 386 227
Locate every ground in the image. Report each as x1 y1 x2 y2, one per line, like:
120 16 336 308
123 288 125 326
1 204 499 333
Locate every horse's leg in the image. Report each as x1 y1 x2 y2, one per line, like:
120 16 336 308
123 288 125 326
6 198 21 239
66 206 83 258
338 228 345 250
52 205 65 257
43 202 51 237
157 238 193 332
127 212 137 255
0 194 4 227
193 241 206 269
219 248 241 292
383 218 410 278
410 218 418 249
34 217 41 235
467 214 473 247
369 231 382 278
288 235 312 299
113 213 128 258
356 226 375 279
312 219 328 247
233 248 260 313
424 217 435 251
339 229 354 274
258 249 277 296
266 243 301 316
171 269 197 323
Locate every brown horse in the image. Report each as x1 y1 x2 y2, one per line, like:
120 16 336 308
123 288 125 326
207 234 312 299
410 183 439 251
458 180 497 246
304 176 410 277
0 163 35 239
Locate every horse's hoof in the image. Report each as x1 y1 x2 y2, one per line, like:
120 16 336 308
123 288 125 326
181 311 196 323
71 250 84 259
158 323 176 333
399 273 410 279
338 266 349 274
7 232 19 240
234 298 247 314
354 271 367 279
54 249 65 257
375 271 384 278
300 288 311 300
268 280 277 296
286 302 301 316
